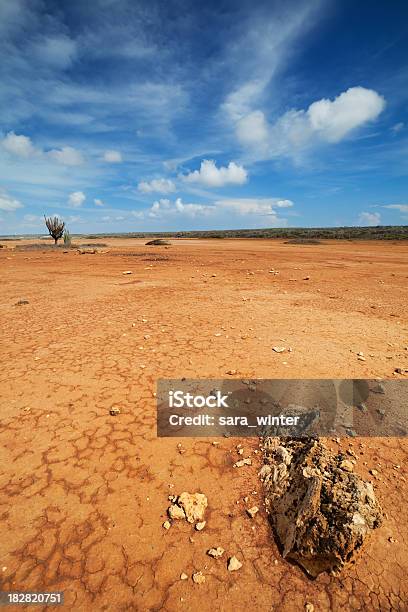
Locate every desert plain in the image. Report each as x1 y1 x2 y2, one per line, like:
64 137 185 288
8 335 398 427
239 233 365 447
0 237 407 611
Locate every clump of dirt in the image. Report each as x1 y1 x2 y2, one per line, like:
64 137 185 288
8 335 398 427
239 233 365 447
145 239 171 246
260 437 383 577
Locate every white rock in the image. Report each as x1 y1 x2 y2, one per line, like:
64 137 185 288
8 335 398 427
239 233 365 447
207 547 225 558
228 556 243 572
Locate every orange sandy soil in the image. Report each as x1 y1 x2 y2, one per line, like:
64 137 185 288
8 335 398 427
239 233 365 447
0 238 407 611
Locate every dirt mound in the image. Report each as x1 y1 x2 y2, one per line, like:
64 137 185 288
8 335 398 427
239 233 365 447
284 238 322 245
260 437 383 577
145 238 171 246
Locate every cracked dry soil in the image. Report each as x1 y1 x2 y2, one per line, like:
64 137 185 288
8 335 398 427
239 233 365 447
0 237 407 611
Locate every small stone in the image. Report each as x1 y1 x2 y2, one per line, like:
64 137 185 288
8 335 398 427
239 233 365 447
168 504 186 520
247 506 259 518
340 460 354 472
233 458 252 468
228 556 242 572
109 407 121 416
15 299 29 306
272 346 286 353
370 469 379 478
207 547 225 558
195 521 206 531
305 604 315 612
303 276 310 280
163 521 171 530
227 369 237 375
122 270 132 274
180 573 188 580
192 571 205 584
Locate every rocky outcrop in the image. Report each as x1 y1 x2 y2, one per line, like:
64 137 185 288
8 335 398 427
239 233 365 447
260 438 383 577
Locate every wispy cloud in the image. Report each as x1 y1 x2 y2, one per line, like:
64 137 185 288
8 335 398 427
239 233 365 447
0 189 23 212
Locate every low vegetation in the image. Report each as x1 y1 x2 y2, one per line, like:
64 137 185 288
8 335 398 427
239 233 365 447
82 225 408 241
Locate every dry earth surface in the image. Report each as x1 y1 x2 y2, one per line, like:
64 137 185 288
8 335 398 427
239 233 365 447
0 238 407 611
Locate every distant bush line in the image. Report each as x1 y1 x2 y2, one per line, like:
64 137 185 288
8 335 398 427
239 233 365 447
81 225 408 241
2 225 407 243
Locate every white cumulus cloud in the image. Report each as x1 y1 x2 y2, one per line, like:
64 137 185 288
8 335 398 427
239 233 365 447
234 87 386 158
138 178 176 194
1 132 84 166
2 132 38 158
307 87 385 143
358 211 381 226
182 160 248 188
94 198 104 206
217 198 293 215
148 197 214 218
103 150 122 163
0 190 23 211
68 191 86 207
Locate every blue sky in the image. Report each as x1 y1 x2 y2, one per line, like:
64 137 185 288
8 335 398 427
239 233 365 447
0 0 407 234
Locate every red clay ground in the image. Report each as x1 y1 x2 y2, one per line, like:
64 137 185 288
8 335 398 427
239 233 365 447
0 238 407 611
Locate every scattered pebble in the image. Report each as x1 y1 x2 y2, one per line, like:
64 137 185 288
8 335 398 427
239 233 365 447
192 571 206 584
180 573 188 580
233 458 252 468
168 504 186 520
195 521 206 531
272 346 286 353
228 556 243 572
122 270 132 275
109 407 121 416
246 506 259 518
163 521 171 530
207 547 225 558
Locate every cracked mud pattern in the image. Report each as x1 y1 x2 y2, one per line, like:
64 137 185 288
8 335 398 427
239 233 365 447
0 238 407 611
